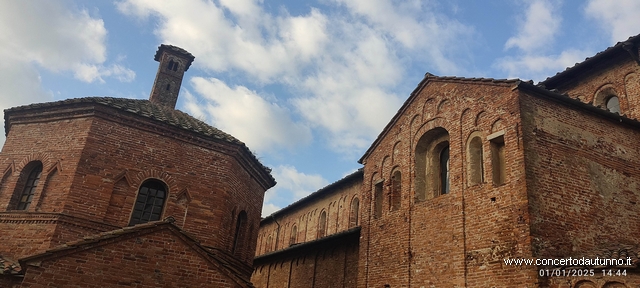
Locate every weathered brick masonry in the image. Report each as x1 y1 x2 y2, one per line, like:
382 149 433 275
0 45 275 287
252 36 640 288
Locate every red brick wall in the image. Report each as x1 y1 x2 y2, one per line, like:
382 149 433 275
252 238 358 288
520 92 640 286
0 104 269 269
546 56 640 121
19 229 244 288
256 177 360 256
359 79 536 287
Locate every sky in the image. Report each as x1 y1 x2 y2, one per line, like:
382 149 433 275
1 0 639 217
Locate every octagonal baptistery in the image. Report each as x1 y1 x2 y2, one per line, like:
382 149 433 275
0 45 275 283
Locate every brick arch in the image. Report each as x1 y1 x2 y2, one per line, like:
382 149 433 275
460 108 473 127
592 83 620 107
392 141 402 164
422 97 436 120
389 165 402 211
132 169 178 195
412 117 450 147
465 130 485 187
15 152 55 174
491 118 505 133
436 99 451 114
380 155 391 177
475 111 486 127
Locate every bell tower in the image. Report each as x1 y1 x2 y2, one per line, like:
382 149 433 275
149 44 195 109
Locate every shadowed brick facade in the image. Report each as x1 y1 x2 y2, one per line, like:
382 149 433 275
0 45 275 287
252 35 640 287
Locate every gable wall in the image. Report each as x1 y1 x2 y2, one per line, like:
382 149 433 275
19 229 244 288
359 80 536 287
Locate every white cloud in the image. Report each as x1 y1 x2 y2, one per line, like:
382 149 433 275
261 165 329 216
504 0 560 53
495 0 581 81
184 77 312 153
261 203 281 217
585 0 640 43
118 0 474 155
0 1 134 146
495 49 591 81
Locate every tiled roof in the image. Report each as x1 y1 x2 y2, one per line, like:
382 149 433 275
5 96 274 181
260 168 363 223
6 97 239 143
540 33 640 88
154 44 195 71
0 255 20 275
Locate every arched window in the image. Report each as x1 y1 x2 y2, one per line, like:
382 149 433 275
13 162 43 210
289 225 297 246
606 96 621 114
232 211 247 255
349 197 359 228
128 179 167 226
167 59 175 71
415 128 450 200
266 235 272 253
490 134 506 186
467 135 484 186
317 210 327 238
390 170 401 210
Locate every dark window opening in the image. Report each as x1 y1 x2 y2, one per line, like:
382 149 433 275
349 198 359 228
440 146 450 194
16 163 43 210
232 211 247 255
491 136 506 186
390 170 401 210
129 179 167 226
165 83 171 91
374 182 383 218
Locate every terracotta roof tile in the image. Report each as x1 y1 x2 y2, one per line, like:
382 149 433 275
0 256 20 275
5 97 274 182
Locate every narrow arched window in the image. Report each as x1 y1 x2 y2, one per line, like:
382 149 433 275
467 136 484 186
167 59 175 71
349 197 359 228
266 235 272 253
232 211 247 255
606 96 620 114
390 170 401 210
289 225 297 246
129 179 167 226
440 145 450 195
172 63 179 71
317 210 327 238
15 162 43 210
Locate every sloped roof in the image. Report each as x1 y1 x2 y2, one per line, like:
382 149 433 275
540 33 640 88
20 218 255 287
358 73 521 164
0 255 20 276
4 96 275 186
261 168 363 224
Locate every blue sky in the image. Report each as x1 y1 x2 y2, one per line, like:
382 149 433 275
1 0 638 216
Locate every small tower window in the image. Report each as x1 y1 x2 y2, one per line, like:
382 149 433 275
14 162 43 210
165 83 171 91
167 59 175 71
606 96 620 114
129 179 167 226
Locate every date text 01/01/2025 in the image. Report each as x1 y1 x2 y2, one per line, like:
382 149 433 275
539 269 627 277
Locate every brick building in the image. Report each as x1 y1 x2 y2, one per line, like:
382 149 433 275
0 45 276 287
252 35 640 287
